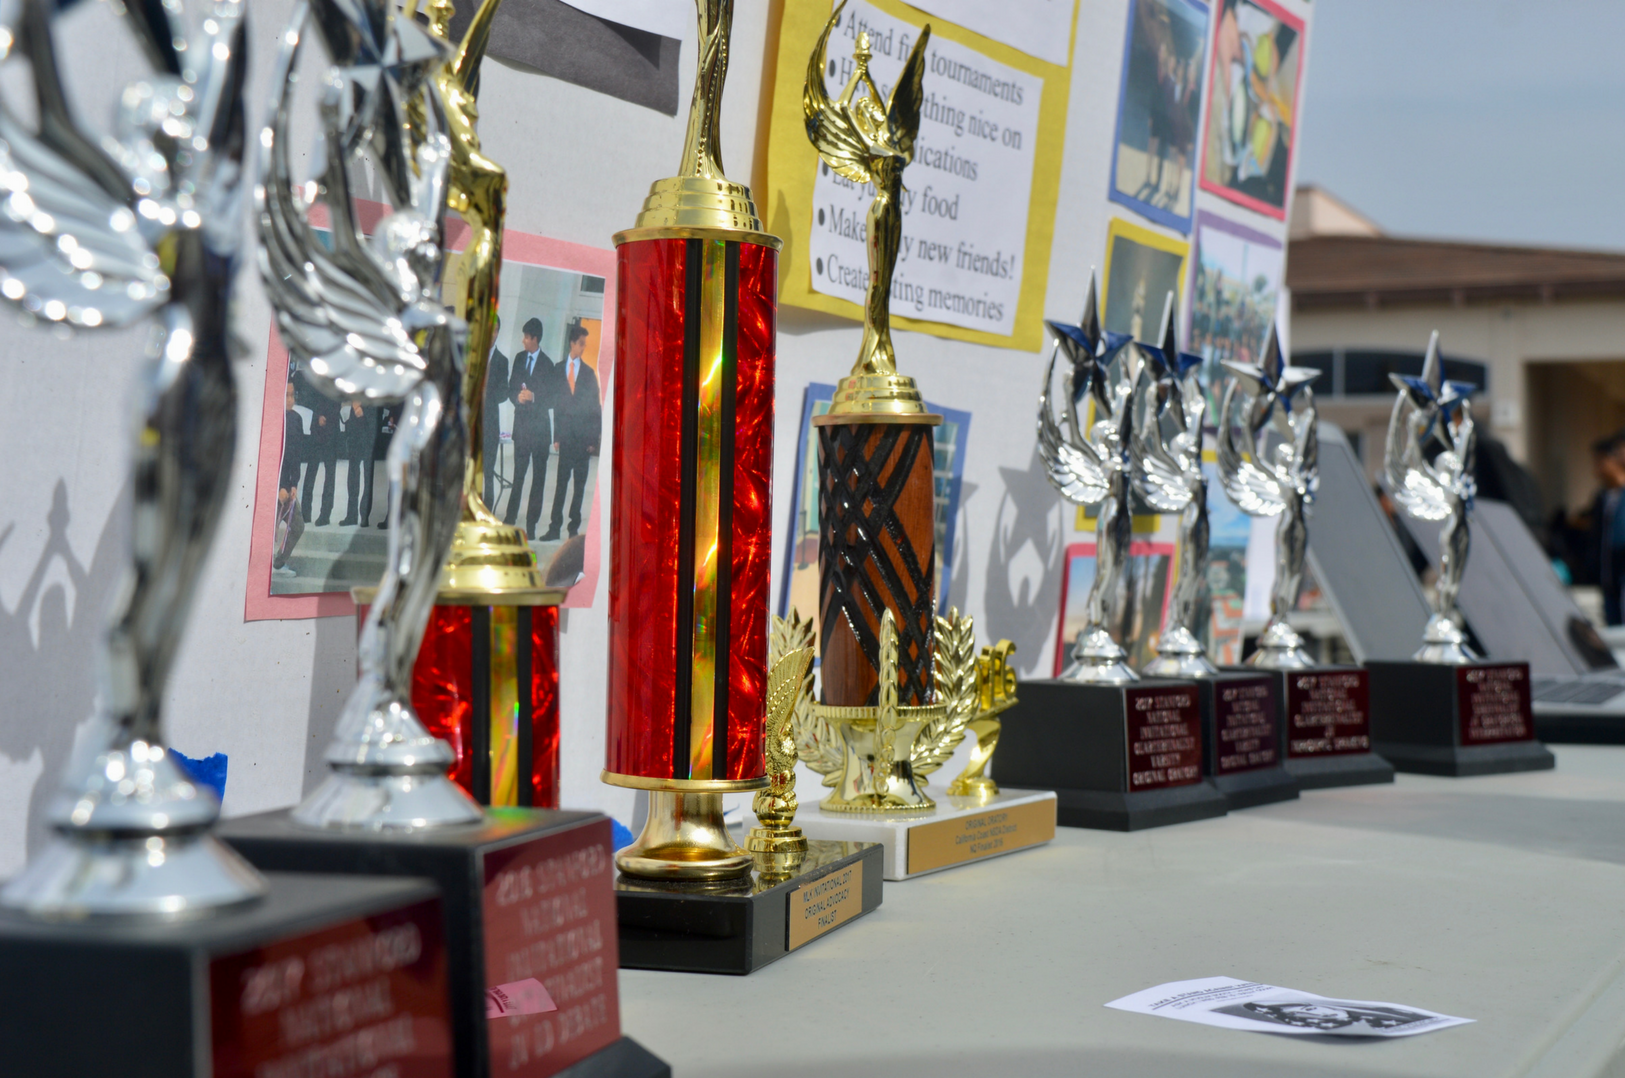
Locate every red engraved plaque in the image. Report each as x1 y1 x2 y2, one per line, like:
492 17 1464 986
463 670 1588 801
483 819 621 1075
1457 662 1533 744
209 898 453 1078
1215 677 1278 775
1124 685 1202 790
1285 669 1371 757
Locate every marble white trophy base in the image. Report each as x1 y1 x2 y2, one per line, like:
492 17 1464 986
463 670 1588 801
778 787 1058 881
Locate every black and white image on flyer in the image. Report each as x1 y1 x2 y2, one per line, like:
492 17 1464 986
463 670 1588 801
1106 977 1473 1038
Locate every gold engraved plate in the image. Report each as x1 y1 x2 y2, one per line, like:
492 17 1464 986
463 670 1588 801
786 861 865 951
906 798 1057 876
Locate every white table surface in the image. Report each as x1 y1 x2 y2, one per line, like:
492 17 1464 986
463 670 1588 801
619 745 1625 1077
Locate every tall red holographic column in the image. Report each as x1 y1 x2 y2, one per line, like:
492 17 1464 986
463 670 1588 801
604 0 780 880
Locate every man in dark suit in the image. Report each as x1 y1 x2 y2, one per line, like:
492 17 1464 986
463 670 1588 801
542 325 601 540
504 316 557 538
482 315 510 509
337 400 373 526
294 367 341 525
365 406 398 529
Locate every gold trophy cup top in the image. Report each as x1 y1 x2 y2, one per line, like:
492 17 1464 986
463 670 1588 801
615 0 780 248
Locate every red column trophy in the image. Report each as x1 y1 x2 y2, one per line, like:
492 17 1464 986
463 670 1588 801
780 7 1056 881
605 0 881 974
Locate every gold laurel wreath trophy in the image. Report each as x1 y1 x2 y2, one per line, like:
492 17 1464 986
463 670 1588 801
766 4 1056 881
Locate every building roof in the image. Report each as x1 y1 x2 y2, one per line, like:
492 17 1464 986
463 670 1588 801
1286 188 1625 309
1289 186 1383 240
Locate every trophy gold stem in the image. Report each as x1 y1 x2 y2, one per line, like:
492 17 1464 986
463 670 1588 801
430 0 553 601
616 791 754 881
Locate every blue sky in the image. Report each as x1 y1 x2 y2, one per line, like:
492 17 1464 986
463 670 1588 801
1295 0 1625 250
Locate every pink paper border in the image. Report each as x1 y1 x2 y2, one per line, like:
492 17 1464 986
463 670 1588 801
1195 0 1306 222
244 219 617 622
1052 538 1179 677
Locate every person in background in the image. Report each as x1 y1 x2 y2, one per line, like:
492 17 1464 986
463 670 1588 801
294 367 341 526
1592 433 1625 624
483 314 510 510
505 315 557 539
543 325 601 541
365 405 398 529
273 381 305 577
337 400 372 526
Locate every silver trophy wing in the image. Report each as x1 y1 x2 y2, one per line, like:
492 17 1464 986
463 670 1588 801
1130 354 1194 514
1037 340 1108 505
0 1 167 328
257 8 426 403
1216 373 1287 516
1384 388 1453 521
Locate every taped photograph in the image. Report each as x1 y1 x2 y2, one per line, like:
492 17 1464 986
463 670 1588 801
246 223 616 620
1109 0 1211 232
1199 0 1305 219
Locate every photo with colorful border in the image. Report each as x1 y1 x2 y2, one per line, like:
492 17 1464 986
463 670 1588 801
1197 0 1305 220
245 219 616 621
1052 538 1177 676
1187 209 1283 423
1102 217 1190 342
1107 0 1211 233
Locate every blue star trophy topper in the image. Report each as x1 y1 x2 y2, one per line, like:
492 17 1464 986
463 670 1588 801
1131 292 1218 677
1037 272 1142 683
1216 312 1322 669
1384 330 1479 664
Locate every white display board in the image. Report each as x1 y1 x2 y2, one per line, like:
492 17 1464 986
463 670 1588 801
0 0 1310 872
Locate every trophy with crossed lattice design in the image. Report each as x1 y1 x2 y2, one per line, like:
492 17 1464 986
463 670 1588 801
780 4 1054 880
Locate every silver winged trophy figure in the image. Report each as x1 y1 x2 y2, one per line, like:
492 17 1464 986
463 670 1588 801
1037 274 1141 683
259 0 482 830
1385 331 1479 664
1132 293 1217 677
0 0 265 917
1215 317 1320 669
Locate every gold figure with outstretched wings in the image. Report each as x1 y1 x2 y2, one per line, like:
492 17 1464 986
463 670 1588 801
804 0 929 381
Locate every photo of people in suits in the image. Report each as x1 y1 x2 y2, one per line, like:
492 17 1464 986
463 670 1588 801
258 253 607 600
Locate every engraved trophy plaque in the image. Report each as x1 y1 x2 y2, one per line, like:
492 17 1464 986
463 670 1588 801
1366 332 1554 776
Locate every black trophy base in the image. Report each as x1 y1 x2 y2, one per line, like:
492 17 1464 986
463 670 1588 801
1370 739 1557 777
0 873 446 1078
1284 752 1396 789
1368 660 1556 777
556 1038 670 1078
997 679 1229 831
616 839 882 975
1051 782 1232 831
220 807 657 1078
1210 766 1300 809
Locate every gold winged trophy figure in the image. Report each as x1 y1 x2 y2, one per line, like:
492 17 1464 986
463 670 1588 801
780 6 1047 878
414 0 552 599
